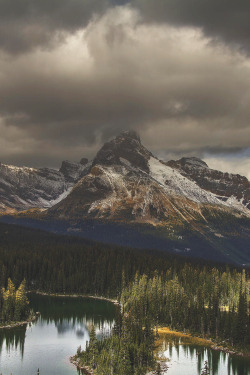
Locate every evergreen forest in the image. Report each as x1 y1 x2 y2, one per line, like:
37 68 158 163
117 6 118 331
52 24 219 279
0 222 249 374
0 278 29 324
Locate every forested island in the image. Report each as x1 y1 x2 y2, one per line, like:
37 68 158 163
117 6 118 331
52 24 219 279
0 223 249 374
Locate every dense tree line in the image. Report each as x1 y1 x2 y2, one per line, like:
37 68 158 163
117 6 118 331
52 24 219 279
0 279 29 324
75 267 249 374
0 223 247 299
120 269 250 346
0 222 249 374
75 315 155 375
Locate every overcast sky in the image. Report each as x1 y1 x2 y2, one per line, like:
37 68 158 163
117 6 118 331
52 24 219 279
0 0 250 179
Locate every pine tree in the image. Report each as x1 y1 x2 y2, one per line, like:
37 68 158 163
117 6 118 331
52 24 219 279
14 279 29 321
89 325 98 369
201 360 210 375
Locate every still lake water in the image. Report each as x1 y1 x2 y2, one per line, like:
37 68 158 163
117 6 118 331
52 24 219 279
0 294 249 375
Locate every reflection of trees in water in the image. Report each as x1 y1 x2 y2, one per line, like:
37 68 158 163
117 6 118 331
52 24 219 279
0 294 116 362
160 334 250 375
29 293 116 323
0 325 26 358
29 293 116 339
53 317 114 340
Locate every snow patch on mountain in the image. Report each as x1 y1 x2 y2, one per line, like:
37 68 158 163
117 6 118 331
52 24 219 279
149 157 250 215
149 157 219 203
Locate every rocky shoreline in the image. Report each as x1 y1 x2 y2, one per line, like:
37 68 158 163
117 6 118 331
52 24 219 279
157 327 250 358
146 361 169 374
210 343 250 357
0 312 40 330
70 357 95 375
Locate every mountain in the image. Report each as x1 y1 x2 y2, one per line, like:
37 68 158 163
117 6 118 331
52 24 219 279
166 157 250 209
48 131 250 221
0 159 90 212
0 130 250 265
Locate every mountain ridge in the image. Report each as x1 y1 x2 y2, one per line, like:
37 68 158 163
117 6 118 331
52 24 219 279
0 130 250 265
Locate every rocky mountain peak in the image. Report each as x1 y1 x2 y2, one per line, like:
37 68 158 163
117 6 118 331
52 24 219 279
59 160 90 183
80 158 88 166
119 130 141 142
93 130 152 172
167 157 208 170
166 156 250 209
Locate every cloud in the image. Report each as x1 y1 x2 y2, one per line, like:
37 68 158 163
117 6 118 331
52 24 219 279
1 1 250 55
0 0 110 54
131 0 250 54
0 5 249 179
204 153 250 181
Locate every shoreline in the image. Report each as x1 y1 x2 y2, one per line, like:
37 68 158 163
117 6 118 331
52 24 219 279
156 327 250 358
70 357 95 375
0 313 39 330
27 292 249 360
30 290 119 305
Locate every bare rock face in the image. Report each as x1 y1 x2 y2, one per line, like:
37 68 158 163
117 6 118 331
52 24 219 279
1 131 250 223
1 131 250 264
167 157 208 169
0 158 90 212
93 130 152 172
166 157 250 209
80 158 88 166
59 160 89 183
0 163 68 211
49 138 250 225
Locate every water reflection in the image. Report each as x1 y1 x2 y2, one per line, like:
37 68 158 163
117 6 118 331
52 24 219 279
159 333 250 375
0 325 26 358
0 295 249 375
0 294 116 375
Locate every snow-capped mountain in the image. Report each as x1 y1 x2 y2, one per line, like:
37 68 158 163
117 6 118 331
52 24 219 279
1 130 250 264
0 159 90 212
1 130 250 220
48 130 250 221
166 157 250 209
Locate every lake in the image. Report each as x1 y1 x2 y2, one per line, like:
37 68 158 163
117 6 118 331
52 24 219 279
0 294 116 375
0 294 249 375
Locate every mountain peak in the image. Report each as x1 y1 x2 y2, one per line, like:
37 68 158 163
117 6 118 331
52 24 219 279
119 130 141 143
93 130 151 171
179 157 208 169
167 156 208 169
59 160 89 182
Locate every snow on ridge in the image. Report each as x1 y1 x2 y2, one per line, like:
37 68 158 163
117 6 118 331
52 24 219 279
49 187 73 206
148 157 250 215
1 163 37 173
149 157 219 203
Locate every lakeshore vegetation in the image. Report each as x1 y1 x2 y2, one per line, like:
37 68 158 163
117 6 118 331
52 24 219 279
0 279 29 325
0 222 249 374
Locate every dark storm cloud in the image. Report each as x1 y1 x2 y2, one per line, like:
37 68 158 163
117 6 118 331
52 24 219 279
0 0 110 53
0 3 250 177
131 0 250 54
1 0 250 54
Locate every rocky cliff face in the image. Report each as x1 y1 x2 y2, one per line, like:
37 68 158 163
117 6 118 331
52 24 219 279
1 131 250 265
0 159 89 212
166 157 250 209
48 132 250 225
59 160 90 183
1 131 250 220
93 130 152 172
